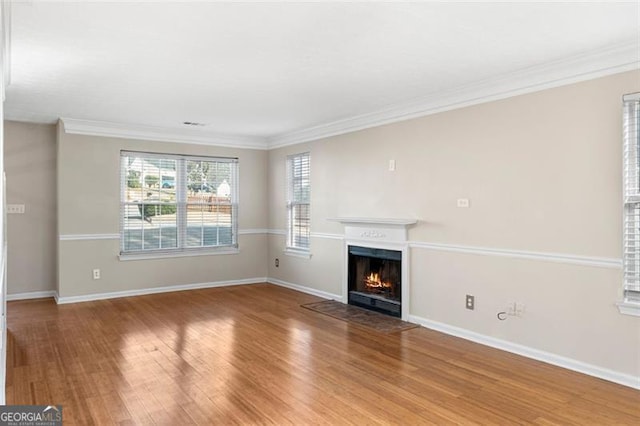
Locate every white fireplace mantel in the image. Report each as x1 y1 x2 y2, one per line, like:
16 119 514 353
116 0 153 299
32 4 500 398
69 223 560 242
328 217 417 244
328 217 417 227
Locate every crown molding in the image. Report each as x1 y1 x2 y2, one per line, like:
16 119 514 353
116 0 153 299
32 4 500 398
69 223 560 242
10 39 639 151
267 39 640 149
61 118 269 150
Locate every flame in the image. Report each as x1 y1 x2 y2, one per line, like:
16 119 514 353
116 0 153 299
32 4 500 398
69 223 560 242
364 272 393 290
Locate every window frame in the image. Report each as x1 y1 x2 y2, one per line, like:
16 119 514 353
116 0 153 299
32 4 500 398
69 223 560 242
119 150 239 260
285 152 311 256
620 92 640 316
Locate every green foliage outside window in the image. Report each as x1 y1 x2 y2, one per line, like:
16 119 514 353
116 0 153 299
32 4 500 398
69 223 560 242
145 175 159 187
127 170 141 188
138 204 177 219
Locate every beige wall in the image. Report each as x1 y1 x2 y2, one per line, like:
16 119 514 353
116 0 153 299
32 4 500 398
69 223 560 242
4 121 57 295
267 70 640 378
57 125 269 297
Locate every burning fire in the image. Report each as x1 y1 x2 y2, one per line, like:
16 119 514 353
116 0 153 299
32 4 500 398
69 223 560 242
364 272 393 291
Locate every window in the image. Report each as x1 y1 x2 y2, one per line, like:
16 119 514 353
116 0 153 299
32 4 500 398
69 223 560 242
286 152 310 253
622 92 640 312
120 151 238 257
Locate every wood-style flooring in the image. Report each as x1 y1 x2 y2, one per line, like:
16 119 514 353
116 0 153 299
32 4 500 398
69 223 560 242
6 283 640 425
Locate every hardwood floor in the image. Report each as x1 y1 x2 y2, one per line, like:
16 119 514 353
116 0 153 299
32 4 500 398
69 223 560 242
6 283 640 425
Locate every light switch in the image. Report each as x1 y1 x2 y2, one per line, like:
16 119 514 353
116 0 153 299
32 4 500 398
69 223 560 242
457 198 470 208
389 159 396 171
7 204 25 214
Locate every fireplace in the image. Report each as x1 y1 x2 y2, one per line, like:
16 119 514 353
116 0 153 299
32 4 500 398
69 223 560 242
331 217 416 321
348 245 402 317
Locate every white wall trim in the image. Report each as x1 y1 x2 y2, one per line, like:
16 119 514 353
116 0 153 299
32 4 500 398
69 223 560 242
118 247 241 261
59 233 119 241
270 230 622 269
267 277 342 301
62 118 268 150
6 290 56 301
273 229 402 242
55 277 267 304
283 248 312 259
268 40 640 148
409 241 622 269
60 229 269 241
238 228 270 235
409 314 640 390
310 232 343 240
616 301 640 317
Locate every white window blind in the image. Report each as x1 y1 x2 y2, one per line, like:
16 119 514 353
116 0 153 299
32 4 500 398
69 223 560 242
120 151 238 256
623 93 640 303
286 152 310 251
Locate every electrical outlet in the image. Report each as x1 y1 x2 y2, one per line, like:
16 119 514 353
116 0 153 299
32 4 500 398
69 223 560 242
506 301 525 317
92 269 101 280
466 294 475 310
275 258 279 268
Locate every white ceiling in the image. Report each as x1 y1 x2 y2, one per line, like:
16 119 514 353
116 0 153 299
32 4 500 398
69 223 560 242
4 1 640 148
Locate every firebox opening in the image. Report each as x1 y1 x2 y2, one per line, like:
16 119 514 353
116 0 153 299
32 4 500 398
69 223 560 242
348 245 402 317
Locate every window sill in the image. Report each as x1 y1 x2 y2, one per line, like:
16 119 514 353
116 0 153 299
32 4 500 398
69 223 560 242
617 301 640 317
283 248 312 259
119 248 240 261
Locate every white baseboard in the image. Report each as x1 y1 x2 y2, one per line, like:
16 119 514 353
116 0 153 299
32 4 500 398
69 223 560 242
267 277 342 301
408 314 640 390
55 277 267 304
6 290 57 301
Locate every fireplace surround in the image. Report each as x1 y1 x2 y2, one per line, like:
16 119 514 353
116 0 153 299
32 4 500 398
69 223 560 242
330 217 416 321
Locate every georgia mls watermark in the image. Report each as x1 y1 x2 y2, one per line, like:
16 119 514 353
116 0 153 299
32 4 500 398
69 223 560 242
0 405 62 426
